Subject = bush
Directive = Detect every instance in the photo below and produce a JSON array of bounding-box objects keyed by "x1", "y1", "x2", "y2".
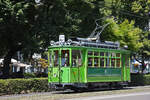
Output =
[
  {"x1": 144, "y1": 74, "x2": 150, "y2": 85},
  {"x1": 24, "y1": 73, "x2": 36, "y2": 78},
  {"x1": 0, "y1": 78, "x2": 50, "y2": 95},
  {"x1": 35, "y1": 72, "x2": 48, "y2": 77},
  {"x1": 130, "y1": 73, "x2": 150, "y2": 86}
]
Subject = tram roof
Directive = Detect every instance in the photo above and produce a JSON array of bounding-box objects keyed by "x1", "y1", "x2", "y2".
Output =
[{"x1": 48, "y1": 45, "x2": 130, "y2": 54}]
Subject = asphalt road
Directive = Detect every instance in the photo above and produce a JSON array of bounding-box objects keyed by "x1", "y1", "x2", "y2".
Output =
[
  {"x1": 1, "y1": 86, "x2": 150, "y2": 100},
  {"x1": 65, "y1": 92, "x2": 150, "y2": 100}
]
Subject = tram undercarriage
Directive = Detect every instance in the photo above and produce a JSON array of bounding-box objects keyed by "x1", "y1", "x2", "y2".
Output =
[{"x1": 49, "y1": 82, "x2": 128, "y2": 91}]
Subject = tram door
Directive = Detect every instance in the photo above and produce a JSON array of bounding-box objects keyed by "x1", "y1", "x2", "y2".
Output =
[
  {"x1": 125, "y1": 55, "x2": 130, "y2": 81},
  {"x1": 71, "y1": 50, "x2": 82, "y2": 83},
  {"x1": 60, "y1": 49, "x2": 70, "y2": 83},
  {"x1": 122, "y1": 54, "x2": 130, "y2": 81},
  {"x1": 51, "y1": 49, "x2": 70, "y2": 83},
  {"x1": 51, "y1": 49, "x2": 60, "y2": 83}
]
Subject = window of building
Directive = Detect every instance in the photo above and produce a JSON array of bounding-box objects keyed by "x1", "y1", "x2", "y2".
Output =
[
  {"x1": 72, "y1": 50, "x2": 82, "y2": 67},
  {"x1": 54, "y1": 50, "x2": 59, "y2": 67},
  {"x1": 61, "y1": 50, "x2": 70, "y2": 67}
]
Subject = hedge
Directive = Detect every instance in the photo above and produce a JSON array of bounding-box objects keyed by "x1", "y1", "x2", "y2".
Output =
[
  {"x1": 130, "y1": 73, "x2": 150, "y2": 86},
  {"x1": 0, "y1": 78, "x2": 50, "y2": 95},
  {"x1": 1, "y1": 74, "x2": 150, "y2": 95}
]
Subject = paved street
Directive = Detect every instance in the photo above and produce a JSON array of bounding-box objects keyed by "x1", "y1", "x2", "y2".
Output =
[
  {"x1": 0, "y1": 86, "x2": 150, "y2": 100},
  {"x1": 65, "y1": 92, "x2": 150, "y2": 100}
]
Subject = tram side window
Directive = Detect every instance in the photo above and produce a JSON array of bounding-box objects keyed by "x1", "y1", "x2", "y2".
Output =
[
  {"x1": 106, "y1": 58, "x2": 110, "y2": 68},
  {"x1": 88, "y1": 57, "x2": 93, "y2": 67},
  {"x1": 49, "y1": 51, "x2": 52, "y2": 67},
  {"x1": 116, "y1": 59, "x2": 121, "y2": 67},
  {"x1": 100, "y1": 52, "x2": 104, "y2": 56},
  {"x1": 54, "y1": 50, "x2": 59, "y2": 67},
  {"x1": 94, "y1": 57, "x2": 99, "y2": 67},
  {"x1": 61, "y1": 50, "x2": 70, "y2": 67},
  {"x1": 116, "y1": 53, "x2": 120, "y2": 57},
  {"x1": 111, "y1": 53, "x2": 116, "y2": 57},
  {"x1": 94, "y1": 52, "x2": 99, "y2": 56},
  {"x1": 111, "y1": 58, "x2": 115, "y2": 68},
  {"x1": 88, "y1": 51, "x2": 93, "y2": 55},
  {"x1": 72, "y1": 50, "x2": 82, "y2": 67},
  {"x1": 100, "y1": 52, "x2": 105, "y2": 67},
  {"x1": 106, "y1": 52, "x2": 111, "y2": 68},
  {"x1": 100, "y1": 58, "x2": 104, "y2": 67}
]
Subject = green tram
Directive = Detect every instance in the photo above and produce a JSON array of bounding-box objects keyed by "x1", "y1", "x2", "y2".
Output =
[{"x1": 48, "y1": 35, "x2": 130, "y2": 91}]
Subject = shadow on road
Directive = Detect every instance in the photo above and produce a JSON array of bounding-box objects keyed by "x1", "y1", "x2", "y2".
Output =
[{"x1": 53, "y1": 87, "x2": 133, "y2": 94}]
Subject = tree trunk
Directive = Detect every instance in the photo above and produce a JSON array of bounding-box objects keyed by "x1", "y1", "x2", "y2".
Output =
[
  {"x1": 141, "y1": 54, "x2": 146, "y2": 73},
  {"x1": 3, "y1": 50, "x2": 14, "y2": 78},
  {"x1": 3, "y1": 45, "x2": 23, "y2": 78},
  {"x1": 141, "y1": 59, "x2": 145, "y2": 73},
  {"x1": 3, "y1": 55, "x2": 11, "y2": 78}
]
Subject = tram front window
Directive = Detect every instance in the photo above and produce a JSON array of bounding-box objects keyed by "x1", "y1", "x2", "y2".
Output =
[{"x1": 61, "y1": 50, "x2": 70, "y2": 67}]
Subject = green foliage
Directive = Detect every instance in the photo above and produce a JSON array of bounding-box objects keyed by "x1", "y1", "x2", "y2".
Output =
[
  {"x1": 23, "y1": 73, "x2": 36, "y2": 78},
  {"x1": 102, "y1": 18, "x2": 142, "y2": 52},
  {"x1": 130, "y1": 74, "x2": 150, "y2": 86},
  {"x1": 118, "y1": 20, "x2": 142, "y2": 51},
  {"x1": 0, "y1": 78, "x2": 49, "y2": 95}
]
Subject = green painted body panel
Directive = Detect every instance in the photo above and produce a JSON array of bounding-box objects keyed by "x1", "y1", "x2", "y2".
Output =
[
  {"x1": 87, "y1": 68, "x2": 121, "y2": 77},
  {"x1": 87, "y1": 68, "x2": 122, "y2": 82},
  {"x1": 61, "y1": 68, "x2": 70, "y2": 82},
  {"x1": 126, "y1": 68, "x2": 130, "y2": 81},
  {"x1": 70, "y1": 68, "x2": 79, "y2": 83},
  {"x1": 87, "y1": 76, "x2": 122, "y2": 82},
  {"x1": 48, "y1": 67, "x2": 70, "y2": 83},
  {"x1": 51, "y1": 68, "x2": 59, "y2": 82},
  {"x1": 48, "y1": 67, "x2": 52, "y2": 83}
]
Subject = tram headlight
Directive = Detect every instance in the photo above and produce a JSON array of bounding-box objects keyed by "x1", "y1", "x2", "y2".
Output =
[
  {"x1": 67, "y1": 39, "x2": 72, "y2": 45},
  {"x1": 50, "y1": 41, "x2": 55, "y2": 46}
]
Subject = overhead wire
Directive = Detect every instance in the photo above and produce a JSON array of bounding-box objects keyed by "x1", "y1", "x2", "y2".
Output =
[{"x1": 99, "y1": 1, "x2": 150, "y2": 19}]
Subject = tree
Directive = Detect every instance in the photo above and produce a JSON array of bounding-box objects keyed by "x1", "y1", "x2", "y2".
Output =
[
  {"x1": 0, "y1": 0, "x2": 105, "y2": 78},
  {"x1": 101, "y1": 18, "x2": 142, "y2": 51},
  {"x1": 35, "y1": 0, "x2": 106, "y2": 48},
  {"x1": 0, "y1": 0, "x2": 38, "y2": 78},
  {"x1": 104, "y1": 0, "x2": 150, "y2": 73}
]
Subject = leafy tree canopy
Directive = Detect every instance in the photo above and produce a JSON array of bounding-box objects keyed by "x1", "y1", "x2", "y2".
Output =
[{"x1": 101, "y1": 18, "x2": 142, "y2": 52}]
